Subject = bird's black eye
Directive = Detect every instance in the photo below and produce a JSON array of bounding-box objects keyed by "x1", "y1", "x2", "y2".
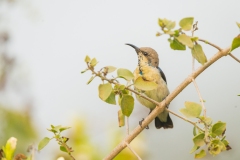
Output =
[{"x1": 143, "y1": 52, "x2": 148, "y2": 56}]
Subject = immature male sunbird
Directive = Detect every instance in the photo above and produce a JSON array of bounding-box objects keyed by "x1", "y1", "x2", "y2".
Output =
[{"x1": 126, "y1": 43, "x2": 173, "y2": 129}]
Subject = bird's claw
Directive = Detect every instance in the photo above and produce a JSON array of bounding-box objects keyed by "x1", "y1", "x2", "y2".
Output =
[{"x1": 139, "y1": 118, "x2": 149, "y2": 129}]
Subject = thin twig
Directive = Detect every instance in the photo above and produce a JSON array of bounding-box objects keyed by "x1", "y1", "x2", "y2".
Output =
[
  {"x1": 229, "y1": 53, "x2": 240, "y2": 63},
  {"x1": 126, "y1": 117, "x2": 129, "y2": 135},
  {"x1": 166, "y1": 108, "x2": 203, "y2": 131},
  {"x1": 191, "y1": 78, "x2": 206, "y2": 117},
  {"x1": 198, "y1": 39, "x2": 222, "y2": 51},
  {"x1": 125, "y1": 142, "x2": 142, "y2": 160},
  {"x1": 103, "y1": 47, "x2": 231, "y2": 160}
]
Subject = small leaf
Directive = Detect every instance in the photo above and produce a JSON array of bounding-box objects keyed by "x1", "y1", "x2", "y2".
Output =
[
  {"x1": 156, "y1": 32, "x2": 162, "y2": 37},
  {"x1": 60, "y1": 146, "x2": 68, "y2": 153},
  {"x1": 120, "y1": 95, "x2": 134, "y2": 117},
  {"x1": 175, "y1": 34, "x2": 194, "y2": 48},
  {"x1": 208, "y1": 139, "x2": 226, "y2": 155},
  {"x1": 190, "y1": 145, "x2": 199, "y2": 154},
  {"x1": 191, "y1": 37, "x2": 199, "y2": 42},
  {"x1": 236, "y1": 22, "x2": 240, "y2": 28},
  {"x1": 90, "y1": 58, "x2": 98, "y2": 67},
  {"x1": 117, "y1": 68, "x2": 134, "y2": 81},
  {"x1": 170, "y1": 38, "x2": 186, "y2": 50},
  {"x1": 59, "y1": 126, "x2": 71, "y2": 132},
  {"x1": 104, "y1": 66, "x2": 117, "y2": 73},
  {"x1": 230, "y1": 34, "x2": 240, "y2": 52},
  {"x1": 211, "y1": 121, "x2": 226, "y2": 136},
  {"x1": 38, "y1": 137, "x2": 50, "y2": 151},
  {"x1": 202, "y1": 117, "x2": 212, "y2": 125},
  {"x1": 158, "y1": 18, "x2": 165, "y2": 28},
  {"x1": 81, "y1": 69, "x2": 88, "y2": 74},
  {"x1": 193, "y1": 126, "x2": 197, "y2": 136},
  {"x1": 118, "y1": 110, "x2": 125, "y2": 127},
  {"x1": 105, "y1": 92, "x2": 116, "y2": 105},
  {"x1": 193, "y1": 133, "x2": 205, "y2": 147},
  {"x1": 98, "y1": 83, "x2": 112, "y2": 101},
  {"x1": 134, "y1": 77, "x2": 158, "y2": 91},
  {"x1": 195, "y1": 149, "x2": 206, "y2": 159},
  {"x1": 84, "y1": 55, "x2": 91, "y2": 63},
  {"x1": 165, "y1": 21, "x2": 176, "y2": 30},
  {"x1": 191, "y1": 44, "x2": 207, "y2": 65},
  {"x1": 180, "y1": 101, "x2": 202, "y2": 118},
  {"x1": 179, "y1": 17, "x2": 194, "y2": 31},
  {"x1": 87, "y1": 76, "x2": 95, "y2": 84}
]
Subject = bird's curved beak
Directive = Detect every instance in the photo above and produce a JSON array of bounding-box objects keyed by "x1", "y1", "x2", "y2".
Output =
[{"x1": 125, "y1": 43, "x2": 140, "y2": 53}]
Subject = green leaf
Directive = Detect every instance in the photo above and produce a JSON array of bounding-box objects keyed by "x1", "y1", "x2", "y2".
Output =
[
  {"x1": 193, "y1": 126, "x2": 197, "y2": 136},
  {"x1": 90, "y1": 58, "x2": 98, "y2": 67},
  {"x1": 134, "y1": 77, "x2": 158, "y2": 91},
  {"x1": 175, "y1": 34, "x2": 194, "y2": 48},
  {"x1": 81, "y1": 68, "x2": 88, "y2": 74},
  {"x1": 193, "y1": 133, "x2": 205, "y2": 147},
  {"x1": 191, "y1": 44, "x2": 207, "y2": 65},
  {"x1": 60, "y1": 146, "x2": 68, "y2": 153},
  {"x1": 118, "y1": 110, "x2": 125, "y2": 127},
  {"x1": 195, "y1": 149, "x2": 206, "y2": 159},
  {"x1": 236, "y1": 22, "x2": 240, "y2": 28},
  {"x1": 208, "y1": 139, "x2": 226, "y2": 155},
  {"x1": 222, "y1": 139, "x2": 229, "y2": 146},
  {"x1": 120, "y1": 95, "x2": 134, "y2": 117},
  {"x1": 165, "y1": 21, "x2": 176, "y2": 30},
  {"x1": 3, "y1": 137, "x2": 17, "y2": 160},
  {"x1": 104, "y1": 66, "x2": 117, "y2": 73},
  {"x1": 59, "y1": 126, "x2": 71, "y2": 132},
  {"x1": 84, "y1": 55, "x2": 91, "y2": 63},
  {"x1": 98, "y1": 83, "x2": 112, "y2": 101},
  {"x1": 230, "y1": 34, "x2": 240, "y2": 52},
  {"x1": 211, "y1": 121, "x2": 226, "y2": 136},
  {"x1": 199, "y1": 116, "x2": 212, "y2": 125},
  {"x1": 117, "y1": 68, "x2": 134, "y2": 81},
  {"x1": 190, "y1": 145, "x2": 199, "y2": 154},
  {"x1": 38, "y1": 137, "x2": 50, "y2": 151},
  {"x1": 180, "y1": 101, "x2": 202, "y2": 118},
  {"x1": 170, "y1": 38, "x2": 186, "y2": 50},
  {"x1": 179, "y1": 17, "x2": 194, "y2": 31},
  {"x1": 191, "y1": 37, "x2": 199, "y2": 42},
  {"x1": 87, "y1": 76, "x2": 95, "y2": 84},
  {"x1": 158, "y1": 18, "x2": 165, "y2": 28},
  {"x1": 105, "y1": 92, "x2": 116, "y2": 105}
]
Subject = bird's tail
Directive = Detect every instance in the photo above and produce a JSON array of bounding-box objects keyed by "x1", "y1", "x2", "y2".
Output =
[{"x1": 155, "y1": 114, "x2": 173, "y2": 129}]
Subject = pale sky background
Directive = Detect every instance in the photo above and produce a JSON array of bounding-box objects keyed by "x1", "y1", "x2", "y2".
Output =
[{"x1": 1, "y1": 0, "x2": 240, "y2": 159}]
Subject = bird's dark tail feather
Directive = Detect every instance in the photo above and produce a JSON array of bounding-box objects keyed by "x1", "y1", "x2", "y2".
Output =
[{"x1": 155, "y1": 114, "x2": 173, "y2": 129}]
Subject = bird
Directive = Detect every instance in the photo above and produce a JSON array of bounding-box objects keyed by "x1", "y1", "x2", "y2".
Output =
[{"x1": 126, "y1": 43, "x2": 173, "y2": 129}]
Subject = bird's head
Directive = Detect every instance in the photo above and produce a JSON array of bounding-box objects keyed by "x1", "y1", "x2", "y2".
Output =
[{"x1": 126, "y1": 43, "x2": 159, "y2": 67}]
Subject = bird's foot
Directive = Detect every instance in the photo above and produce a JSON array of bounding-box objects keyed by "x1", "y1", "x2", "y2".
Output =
[{"x1": 139, "y1": 118, "x2": 149, "y2": 129}]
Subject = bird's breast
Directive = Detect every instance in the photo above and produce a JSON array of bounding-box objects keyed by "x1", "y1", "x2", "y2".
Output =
[{"x1": 133, "y1": 65, "x2": 169, "y2": 109}]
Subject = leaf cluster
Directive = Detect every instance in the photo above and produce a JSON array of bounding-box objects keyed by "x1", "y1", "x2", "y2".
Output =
[
  {"x1": 179, "y1": 101, "x2": 231, "y2": 158},
  {"x1": 157, "y1": 18, "x2": 240, "y2": 64},
  {"x1": 156, "y1": 17, "x2": 207, "y2": 65},
  {"x1": 38, "y1": 125, "x2": 74, "y2": 160}
]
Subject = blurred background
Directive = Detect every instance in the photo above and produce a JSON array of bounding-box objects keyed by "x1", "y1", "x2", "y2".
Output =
[{"x1": 0, "y1": 0, "x2": 239, "y2": 159}]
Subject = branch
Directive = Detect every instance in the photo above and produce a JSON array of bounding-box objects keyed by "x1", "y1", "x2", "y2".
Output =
[
  {"x1": 191, "y1": 78, "x2": 206, "y2": 117},
  {"x1": 103, "y1": 46, "x2": 231, "y2": 160},
  {"x1": 125, "y1": 142, "x2": 142, "y2": 160},
  {"x1": 198, "y1": 38, "x2": 240, "y2": 63},
  {"x1": 229, "y1": 53, "x2": 240, "y2": 63},
  {"x1": 198, "y1": 39, "x2": 222, "y2": 51}
]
